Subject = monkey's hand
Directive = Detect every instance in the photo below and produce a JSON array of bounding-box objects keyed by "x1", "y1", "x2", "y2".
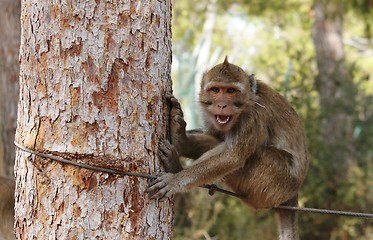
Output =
[
  {"x1": 166, "y1": 93, "x2": 187, "y2": 152},
  {"x1": 159, "y1": 140, "x2": 183, "y2": 173},
  {"x1": 147, "y1": 172, "x2": 185, "y2": 200}
]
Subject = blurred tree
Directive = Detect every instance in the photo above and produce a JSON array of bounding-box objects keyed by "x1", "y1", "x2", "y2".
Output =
[
  {"x1": 312, "y1": 1, "x2": 356, "y2": 173},
  {"x1": 0, "y1": 0, "x2": 20, "y2": 178},
  {"x1": 0, "y1": 176, "x2": 15, "y2": 240},
  {"x1": 308, "y1": 1, "x2": 357, "y2": 239}
]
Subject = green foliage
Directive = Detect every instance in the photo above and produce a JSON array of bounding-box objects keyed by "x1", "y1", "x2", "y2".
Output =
[
  {"x1": 171, "y1": 0, "x2": 373, "y2": 239},
  {"x1": 172, "y1": 0, "x2": 210, "y2": 50},
  {"x1": 173, "y1": 189, "x2": 277, "y2": 240}
]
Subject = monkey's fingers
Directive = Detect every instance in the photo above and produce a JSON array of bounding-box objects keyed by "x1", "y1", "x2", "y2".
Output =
[
  {"x1": 150, "y1": 187, "x2": 171, "y2": 200},
  {"x1": 159, "y1": 140, "x2": 172, "y2": 151},
  {"x1": 158, "y1": 148, "x2": 167, "y2": 161},
  {"x1": 165, "y1": 92, "x2": 174, "y2": 99},
  {"x1": 147, "y1": 172, "x2": 173, "y2": 189},
  {"x1": 158, "y1": 141, "x2": 174, "y2": 161},
  {"x1": 162, "y1": 139, "x2": 172, "y2": 147},
  {"x1": 148, "y1": 176, "x2": 165, "y2": 188},
  {"x1": 158, "y1": 149, "x2": 173, "y2": 171},
  {"x1": 160, "y1": 140, "x2": 179, "y2": 156},
  {"x1": 147, "y1": 180, "x2": 171, "y2": 199},
  {"x1": 158, "y1": 146, "x2": 171, "y2": 164},
  {"x1": 173, "y1": 115, "x2": 186, "y2": 129},
  {"x1": 158, "y1": 141, "x2": 183, "y2": 173},
  {"x1": 166, "y1": 93, "x2": 182, "y2": 110},
  {"x1": 147, "y1": 187, "x2": 166, "y2": 200},
  {"x1": 165, "y1": 93, "x2": 176, "y2": 102}
]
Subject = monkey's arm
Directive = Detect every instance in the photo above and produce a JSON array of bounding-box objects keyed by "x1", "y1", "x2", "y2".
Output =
[
  {"x1": 158, "y1": 132, "x2": 220, "y2": 174},
  {"x1": 149, "y1": 115, "x2": 267, "y2": 199},
  {"x1": 167, "y1": 94, "x2": 221, "y2": 159},
  {"x1": 148, "y1": 143, "x2": 245, "y2": 199},
  {"x1": 158, "y1": 95, "x2": 219, "y2": 175},
  {"x1": 181, "y1": 130, "x2": 221, "y2": 159}
]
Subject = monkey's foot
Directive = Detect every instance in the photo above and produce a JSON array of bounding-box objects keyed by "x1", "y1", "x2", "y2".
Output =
[
  {"x1": 158, "y1": 140, "x2": 182, "y2": 173},
  {"x1": 166, "y1": 93, "x2": 187, "y2": 149}
]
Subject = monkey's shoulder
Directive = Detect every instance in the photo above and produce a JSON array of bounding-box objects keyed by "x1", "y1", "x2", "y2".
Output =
[
  {"x1": 256, "y1": 81, "x2": 300, "y2": 117},
  {"x1": 256, "y1": 81, "x2": 286, "y2": 102}
]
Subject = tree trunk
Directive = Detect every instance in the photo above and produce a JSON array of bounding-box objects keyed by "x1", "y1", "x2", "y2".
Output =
[
  {"x1": 15, "y1": 0, "x2": 173, "y2": 239},
  {"x1": 310, "y1": 1, "x2": 357, "y2": 239},
  {"x1": 0, "y1": 0, "x2": 21, "y2": 178},
  {"x1": 311, "y1": 1, "x2": 356, "y2": 172}
]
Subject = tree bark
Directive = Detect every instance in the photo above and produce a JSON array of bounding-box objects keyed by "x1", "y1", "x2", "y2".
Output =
[
  {"x1": 0, "y1": 0, "x2": 21, "y2": 178},
  {"x1": 15, "y1": 0, "x2": 173, "y2": 239},
  {"x1": 311, "y1": 1, "x2": 356, "y2": 171}
]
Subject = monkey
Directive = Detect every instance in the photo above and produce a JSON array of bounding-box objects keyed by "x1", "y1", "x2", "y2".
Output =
[
  {"x1": 147, "y1": 57, "x2": 308, "y2": 240},
  {"x1": 0, "y1": 176, "x2": 15, "y2": 240}
]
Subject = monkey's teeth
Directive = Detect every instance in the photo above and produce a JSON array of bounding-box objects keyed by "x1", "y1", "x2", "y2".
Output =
[{"x1": 216, "y1": 115, "x2": 230, "y2": 124}]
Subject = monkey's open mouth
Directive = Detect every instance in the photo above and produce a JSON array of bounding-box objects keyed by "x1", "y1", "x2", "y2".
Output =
[{"x1": 216, "y1": 115, "x2": 231, "y2": 125}]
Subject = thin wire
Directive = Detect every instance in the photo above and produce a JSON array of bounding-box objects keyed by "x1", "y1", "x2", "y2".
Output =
[
  {"x1": 275, "y1": 205, "x2": 373, "y2": 220},
  {"x1": 13, "y1": 141, "x2": 238, "y2": 197},
  {"x1": 14, "y1": 141, "x2": 373, "y2": 220},
  {"x1": 14, "y1": 141, "x2": 156, "y2": 179}
]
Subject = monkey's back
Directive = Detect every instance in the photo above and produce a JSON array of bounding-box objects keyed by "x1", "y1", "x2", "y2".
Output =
[{"x1": 257, "y1": 81, "x2": 308, "y2": 162}]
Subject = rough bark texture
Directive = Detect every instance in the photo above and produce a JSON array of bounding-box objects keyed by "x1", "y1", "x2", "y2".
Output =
[
  {"x1": 15, "y1": 0, "x2": 173, "y2": 239},
  {"x1": 0, "y1": 0, "x2": 21, "y2": 178}
]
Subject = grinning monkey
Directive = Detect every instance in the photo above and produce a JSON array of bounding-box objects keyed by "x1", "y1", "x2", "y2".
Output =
[{"x1": 148, "y1": 58, "x2": 308, "y2": 240}]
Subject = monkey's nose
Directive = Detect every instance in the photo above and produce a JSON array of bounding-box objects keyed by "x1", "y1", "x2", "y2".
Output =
[{"x1": 218, "y1": 104, "x2": 227, "y2": 109}]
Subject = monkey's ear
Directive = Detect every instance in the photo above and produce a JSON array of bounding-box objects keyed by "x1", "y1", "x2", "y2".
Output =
[{"x1": 249, "y1": 74, "x2": 257, "y2": 94}]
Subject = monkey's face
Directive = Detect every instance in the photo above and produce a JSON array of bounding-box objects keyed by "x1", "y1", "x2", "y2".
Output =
[
  {"x1": 200, "y1": 81, "x2": 245, "y2": 132},
  {"x1": 199, "y1": 58, "x2": 256, "y2": 132}
]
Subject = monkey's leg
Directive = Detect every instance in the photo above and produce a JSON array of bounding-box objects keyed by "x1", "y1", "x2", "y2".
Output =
[
  {"x1": 158, "y1": 134, "x2": 221, "y2": 174},
  {"x1": 166, "y1": 94, "x2": 221, "y2": 159},
  {"x1": 166, "y1": 93, "x2": 187, "y2": 153},
  {"x1": 276, "y1": 195, "x2": 299, "y2": 240},
  {"x1": 232, "y1": 147, "x2": 302, "y2": 239},
  {"x1": 227, "y1": 146, "x2": 302, "y2": 208},
  {"x1": 158, "y1": 140, "x2": 183, "y2": 173}
]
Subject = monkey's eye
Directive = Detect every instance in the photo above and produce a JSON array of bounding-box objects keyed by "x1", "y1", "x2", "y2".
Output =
[
  {"x1": 200, "y1": 100, "x2": 212, "y2": 105},
  {"x1": 210, "y1": 87, "x2": 220, "y2": 93},
  {"x1": 227, "y1": 88, "x2": 237, "y2": 94}
]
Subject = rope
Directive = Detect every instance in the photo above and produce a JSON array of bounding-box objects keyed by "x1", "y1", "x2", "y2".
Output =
[{"x1": 14, "y1": 141, "x2": 373, "y2": 220}]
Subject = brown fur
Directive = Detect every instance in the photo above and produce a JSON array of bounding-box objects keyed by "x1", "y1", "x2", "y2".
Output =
[
  {"x1": 148, "y1": 58, "x2": 308, "y2": 240},
  {"x1": 0, "y1": 176, "x2": 15, "y2": 240}
]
